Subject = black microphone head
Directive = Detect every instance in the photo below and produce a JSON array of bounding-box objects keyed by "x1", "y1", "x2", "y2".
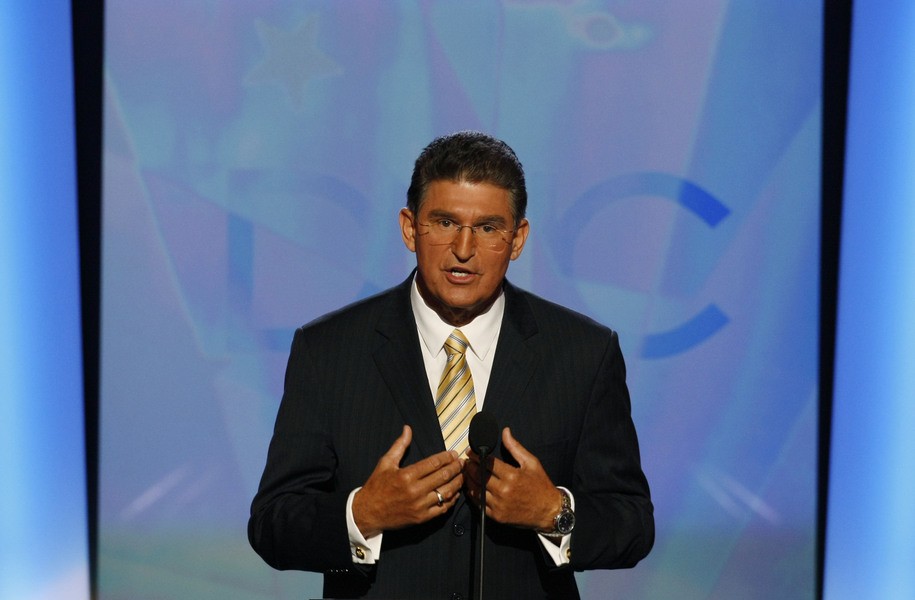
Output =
[{"x1": 469, "y1": 411, "x2": 500, "y2": 456}]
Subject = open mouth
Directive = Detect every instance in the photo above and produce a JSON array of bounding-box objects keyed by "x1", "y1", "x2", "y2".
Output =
[{"x1": 447, "y1": 268, "x2": 474, "y2": 280}]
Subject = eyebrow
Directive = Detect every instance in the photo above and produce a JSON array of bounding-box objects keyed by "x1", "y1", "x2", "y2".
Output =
[{"x1": 425, "y1": 209, "x2": 509, "y2": 227}]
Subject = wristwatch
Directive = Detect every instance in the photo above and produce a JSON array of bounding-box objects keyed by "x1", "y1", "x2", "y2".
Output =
[{"x1": 540, "y1": 488, "x2": 575, "y2": 537}]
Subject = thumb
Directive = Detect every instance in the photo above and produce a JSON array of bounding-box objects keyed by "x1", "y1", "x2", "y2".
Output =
[
  {"x1": 502, "y1": 427, "x2": 533, "y2": 465},
  {"x1": 381, "y1": 425, "x2": 412, "y2": 466}
]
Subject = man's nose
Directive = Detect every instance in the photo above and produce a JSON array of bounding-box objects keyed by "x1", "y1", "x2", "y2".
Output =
[{"x1": 451, "y1": 226, "x2": 476, "y2": 259}]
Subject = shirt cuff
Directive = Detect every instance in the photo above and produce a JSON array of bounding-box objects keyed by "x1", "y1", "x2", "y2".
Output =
[
  {"x1": 537, "y1": 487, "x2": 574, "y2": 566},
  {"x1": 346, "y1": 487, "x2": 383, "y2": 564}
]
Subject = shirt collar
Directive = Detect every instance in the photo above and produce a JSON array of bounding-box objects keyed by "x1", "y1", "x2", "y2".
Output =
[{"x1": 411, "y1": 276, "x2": 505, "y2": 361}]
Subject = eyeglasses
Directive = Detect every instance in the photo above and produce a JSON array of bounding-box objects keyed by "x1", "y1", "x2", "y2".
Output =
[{"x1": 416, "y1": 218, "x2": 515, "y2": 249}]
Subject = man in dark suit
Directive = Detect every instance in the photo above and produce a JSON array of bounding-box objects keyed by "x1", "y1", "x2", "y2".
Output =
[{"x1": 248, "y1": 131, "x2": 654, "y2": 599}]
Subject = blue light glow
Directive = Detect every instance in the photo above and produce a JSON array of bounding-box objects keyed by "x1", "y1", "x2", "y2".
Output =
[
  {"x1": 825, "y1": 0, "x2": 915, "y2": 597},
  {"x1": 0, "y1": 3, "x2": 90, "y2": 599}
]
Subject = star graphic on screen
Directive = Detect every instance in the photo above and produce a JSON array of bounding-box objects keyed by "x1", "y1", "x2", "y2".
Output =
[{"x1": 246, "y1": 16, "x2": 342, "y2": 110}]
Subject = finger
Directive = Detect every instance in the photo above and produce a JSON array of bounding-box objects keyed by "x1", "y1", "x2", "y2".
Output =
[
  {"x1": 437, "y1": 487, "x2": 461, "y2": 514},
  {"x1": 463, "y1": 458, "x2": 481, "y2": 485},
  {"x1": 437, "y1": 470, "x2": 465, "y2": 502},
  {"x1": 463, "y1": 477, "x2": 481, "y2": 509},
  {"x1": 411, "y1": 450, "x2": 462, "y2": 485},
  {"x1": 482, "y1": 455, "x2": 512, "y2": 481},
  {"x1": 429, "y1": 471, "x2": 464, "y2": 515},
  {"x1": 430, "y1": 487, "x2": 447, "y2": 509},
  {"x1": 436, "y1": 458, "x2": 465, "y2": 487},
  {"x1": 464, "y1": 475, "x2": 480, "y2": 498}
]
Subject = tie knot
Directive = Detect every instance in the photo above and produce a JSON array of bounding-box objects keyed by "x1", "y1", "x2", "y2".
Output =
[{"x1": 444, "y1": 329, "x2": 469, "y2": 357}]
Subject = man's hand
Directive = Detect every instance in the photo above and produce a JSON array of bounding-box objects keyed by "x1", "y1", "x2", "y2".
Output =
[
  {"x1": 352, "y1": 425, "x2": 464, "y2": 538},
  {"x1": 464, "y1": 427, "x2": 563, "y2": 531}
]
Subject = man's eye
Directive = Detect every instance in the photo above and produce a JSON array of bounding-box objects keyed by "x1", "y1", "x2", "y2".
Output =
[
  {"x1": 479, "y1": 224, "x2": 497, "y2": 234},
  {"x1": 437, "y1": 219, "x2": 454, "y2": 229}
]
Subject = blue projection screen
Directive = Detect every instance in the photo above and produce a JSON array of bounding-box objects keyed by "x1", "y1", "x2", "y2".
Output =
[{"x1": 100, "y1": 2, "x2": 821, "y2": 598}]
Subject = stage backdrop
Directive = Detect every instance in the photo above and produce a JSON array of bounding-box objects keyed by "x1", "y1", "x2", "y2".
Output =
[{"x1": 100, "y1": 2, "x2": 821, "y2": 598}]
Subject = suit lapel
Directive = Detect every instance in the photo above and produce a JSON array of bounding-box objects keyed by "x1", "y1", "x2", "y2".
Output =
[
  {"x1": 370, "y1": 278, "x2": 542, "y2": 459},
  {"x1": 483, "y1": 281, "x2": 541, "y2": 429},
  {"x1": 372, "y1": 275, "x2": 445, "y2": 460}
]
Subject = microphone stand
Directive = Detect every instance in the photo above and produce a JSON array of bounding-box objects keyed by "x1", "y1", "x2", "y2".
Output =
[
  {"x1": 478, "y1": 448, "x2": 491, "y2": 600},
  {"x1": 468, "y1": 412, "x2": 498, "y2": 600}
]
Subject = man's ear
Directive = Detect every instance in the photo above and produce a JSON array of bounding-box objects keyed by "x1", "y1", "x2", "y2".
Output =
[
  {"x1": 509, "y1": 218, "x2": 530, "y2": 261},
  {"x1": 400, "y1": 208, "x2": 417, "y2": 252}
]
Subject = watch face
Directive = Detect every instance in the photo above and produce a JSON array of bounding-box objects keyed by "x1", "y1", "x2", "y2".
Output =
[{"x1": 556, "y1": 511, "x2": 575, "y2": 534}]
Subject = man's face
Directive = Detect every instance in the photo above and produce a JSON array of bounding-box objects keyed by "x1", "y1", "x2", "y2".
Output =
[{"x1": 400, "y1": 180, "x2": 529, "y2": 326}]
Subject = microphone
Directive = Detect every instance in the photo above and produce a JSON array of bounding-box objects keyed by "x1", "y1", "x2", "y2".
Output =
[
  {"x1": 468, "y1": 411, "x2": 499, "y2": 600},
  {"x1": 469, "y1": 411, "x2": 499, "y2": 459}
]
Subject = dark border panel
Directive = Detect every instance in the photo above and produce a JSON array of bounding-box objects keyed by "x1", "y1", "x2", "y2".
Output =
[
  {"x1": 818, "y1": 1, "x2": 853, "y2": 598},
  {"x1": 72, "y1": 1, "x2": 104, "y2": 597}
]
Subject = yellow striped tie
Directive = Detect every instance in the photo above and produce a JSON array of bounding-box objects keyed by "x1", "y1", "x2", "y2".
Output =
[{"x1": 436, "y1": 329, "x2": 477, "y2": 457}]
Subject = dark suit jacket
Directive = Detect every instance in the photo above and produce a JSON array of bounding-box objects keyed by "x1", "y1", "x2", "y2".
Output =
[{"x1": 248, "y1": 275, "x2": 653, "y2": 599}]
